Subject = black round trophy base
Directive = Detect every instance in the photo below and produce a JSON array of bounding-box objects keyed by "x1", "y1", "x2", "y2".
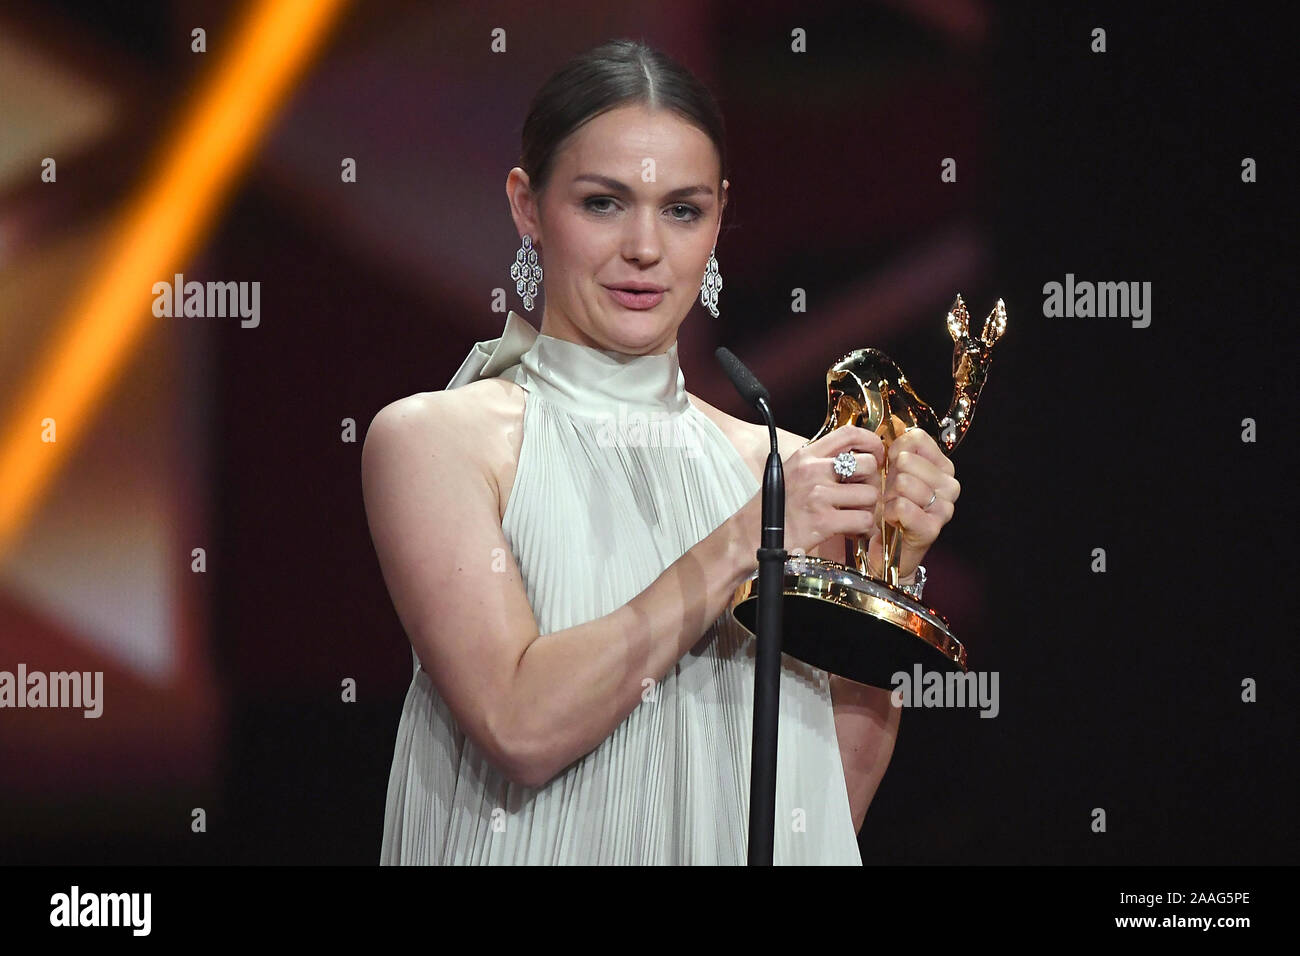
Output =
[{"x1": 730, "y1": 557, "x2": 967, "y2": 690}]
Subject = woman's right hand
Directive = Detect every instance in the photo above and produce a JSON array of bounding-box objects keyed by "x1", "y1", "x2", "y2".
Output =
[{"x1": 776, "y1": 425, "x2": 885, "y2": 559}]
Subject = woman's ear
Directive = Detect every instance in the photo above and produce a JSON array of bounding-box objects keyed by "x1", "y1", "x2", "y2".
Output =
[
  {"x1": 714, "y1": 179, "x2": 729, "y2": 245},
  {"x1": 505, "y1": 168, "x2": 542, "y2": 243}
]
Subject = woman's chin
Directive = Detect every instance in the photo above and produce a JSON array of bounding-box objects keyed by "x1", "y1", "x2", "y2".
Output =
[
  {"x1": 609, "y1": 330, "x2": 672, "y2": 355},
  {"x1": 599, "y1": 315, "x2": 674, "y2": 354}
]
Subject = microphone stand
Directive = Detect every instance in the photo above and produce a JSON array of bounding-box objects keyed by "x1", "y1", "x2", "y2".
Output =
[
  {"x1": 715, "y1": 347, "x2": 786, "y2": 866},
  {"x1": 747, "y1": 396, "x2": 786, "y2": 865}
]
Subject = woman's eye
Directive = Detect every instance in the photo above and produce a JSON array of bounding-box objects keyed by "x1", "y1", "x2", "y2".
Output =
[{"x1": 584, "y1": 197, "x2": 701, "y2": 222}]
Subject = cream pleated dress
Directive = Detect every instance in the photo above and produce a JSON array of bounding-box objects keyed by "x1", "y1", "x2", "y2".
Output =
[{"x1": 379, "y1": 311, "x2": 861, "y2": 865}]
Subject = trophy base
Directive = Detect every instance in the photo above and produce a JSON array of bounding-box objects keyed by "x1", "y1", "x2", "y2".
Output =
[{"x1": 730, "y1": 556, "x2": 967, "y2": 689}]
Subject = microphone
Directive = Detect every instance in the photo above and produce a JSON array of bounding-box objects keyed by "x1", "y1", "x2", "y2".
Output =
[
  {"x1": 715, "y1": 348, "x2": 781, "y2": 546},
  {"x1": 714, "y1": 346, "x2": 784, "y2": 866},
  {"x1": 715, "y1": 346, "x2": 769, "y2": 405}
]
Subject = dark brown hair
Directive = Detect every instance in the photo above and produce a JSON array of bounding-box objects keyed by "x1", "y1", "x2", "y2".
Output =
[{"x1": 519, "y1": 38, "x2": 728, "y2": 201}]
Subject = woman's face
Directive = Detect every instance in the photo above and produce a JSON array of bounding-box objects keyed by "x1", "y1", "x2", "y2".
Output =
[{"x1": 507, "y1": 104, "x2": 728, "y2": 355}]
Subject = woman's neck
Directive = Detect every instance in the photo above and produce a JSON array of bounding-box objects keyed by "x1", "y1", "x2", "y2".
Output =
[{"x1": 538, "y1": 305, "x2": 676, "y2": 357}]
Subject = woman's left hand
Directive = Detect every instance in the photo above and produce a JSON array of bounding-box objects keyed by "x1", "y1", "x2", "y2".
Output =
[{"x1": 864, "y1": 426, "x2": 960, "y2": 582}]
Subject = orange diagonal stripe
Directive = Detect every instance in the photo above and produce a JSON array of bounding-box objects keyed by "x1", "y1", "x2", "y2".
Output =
[{"x1": 0, "y1": 0, "x2": 348, "y2": 559}]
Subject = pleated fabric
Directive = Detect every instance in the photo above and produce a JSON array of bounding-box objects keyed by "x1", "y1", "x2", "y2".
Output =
[{"x1": 379, "y1": 311, "x2": 861, "y2": 865}]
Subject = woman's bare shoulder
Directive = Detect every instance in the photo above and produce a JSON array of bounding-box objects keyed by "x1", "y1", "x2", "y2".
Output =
[
  {"x1": 687, "y1": 390, "x2": 811, "y2": 471},
  {"x1": 364, "y1": 378, "x2": 528, "y2": 517},
  {"x1": 368, "y1": 378, "x2": 526, "y2": 443}
]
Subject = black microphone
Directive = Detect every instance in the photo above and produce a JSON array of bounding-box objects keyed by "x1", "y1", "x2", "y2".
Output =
[
  {"x1": 715, "y1": 346, "x2": 784, "y2": 866},
  {"x1": 715, "y1": 346, "x2": 769, "y2": 405},
  {"x1": 715, "y1": 347, "x2": 781, "y2": 548}
]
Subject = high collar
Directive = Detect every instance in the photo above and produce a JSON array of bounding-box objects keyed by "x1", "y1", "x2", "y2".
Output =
[{"x1": 447, "y1": 311, "x2": 690, "y2": 417}]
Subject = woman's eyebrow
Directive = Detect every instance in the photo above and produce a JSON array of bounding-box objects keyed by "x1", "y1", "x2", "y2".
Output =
[{"x1": 573, "y1": 173, "x2": 713, "y2": 199}]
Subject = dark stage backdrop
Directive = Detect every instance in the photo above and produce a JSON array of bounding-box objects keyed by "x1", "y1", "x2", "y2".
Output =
[{"x1": 0, "y1": 0, "x2": 1290, "y2": 867}]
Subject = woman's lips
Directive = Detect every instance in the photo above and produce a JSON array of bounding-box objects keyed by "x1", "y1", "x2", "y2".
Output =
[{"x1": 604, "y1": 286, "x2": 665, "y2": 310}]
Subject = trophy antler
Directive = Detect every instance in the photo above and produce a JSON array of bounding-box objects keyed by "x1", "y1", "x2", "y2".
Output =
[{"x1": 938, "y1": 294, "x2": 1006, "y2": 451}]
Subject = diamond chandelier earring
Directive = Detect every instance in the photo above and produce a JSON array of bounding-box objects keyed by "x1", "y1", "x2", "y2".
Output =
[
  {"x1": 700, "y1": 245, "x2": 722, "y2": 317},
  {"x1": 510, "y1": 234, "x2": 543, "y2": 311}
]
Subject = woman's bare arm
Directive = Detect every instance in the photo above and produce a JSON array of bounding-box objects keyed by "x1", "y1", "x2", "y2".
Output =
[
  {"x1": 775, "y1": 426, "x2": 904, "y2": 833},
  {"x1": 828, "y1": 674, "x2": 902, "y2": 831},
  {"x1": 362, "y1": 390, "x2": 762, "y2": 788}
]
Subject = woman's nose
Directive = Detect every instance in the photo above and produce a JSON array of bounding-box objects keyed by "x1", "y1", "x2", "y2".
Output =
[{"x1": 621, "y1": 209, "x2": 663, "y2": 264}]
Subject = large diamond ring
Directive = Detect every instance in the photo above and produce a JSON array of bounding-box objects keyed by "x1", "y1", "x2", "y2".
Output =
[{"x1": 833, "y1": 451, "x2": 858, "y2": 481}]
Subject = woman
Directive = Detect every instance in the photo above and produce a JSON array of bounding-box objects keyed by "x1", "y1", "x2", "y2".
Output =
[{"x1": 363, "y1": 39, "x2": 960, "y2": 864}]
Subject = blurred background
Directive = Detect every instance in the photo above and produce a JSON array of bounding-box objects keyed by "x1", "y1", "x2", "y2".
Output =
[{"x1": 0, "y1": 0, "x2": 1292, "y2": 864}]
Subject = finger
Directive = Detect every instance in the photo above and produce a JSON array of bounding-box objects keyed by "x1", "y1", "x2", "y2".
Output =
[
  {"x1": 883, "y1": 489, "x2": 952, "y2": 537},
  {"x1": 888, "y1": 451, "x2": 960, "y2": 503},
  {"x1": 891, "y1": 470, "x2": 957, "y2": 521},
  {"x1": 812, "y1": 453, "x2": 875, "y2": 484},
  {"x1": 881, "y1": 495, "x2": 933, "y2": 544},
  {"x1": 891, "y1": 428, "x2": 955, "y2": 477},
  {"x1": 811, "y1": 426, "x2": 885, "y2": 470},
  {"x1": 831, "y1": 500, "x2": 879, "y2": 539},
  {"x1": 884, "y1": 470, "x2": 943, "y2": 513},
  {"x1": 820, "y1": 480, "x2": 879, "y2": 509}
]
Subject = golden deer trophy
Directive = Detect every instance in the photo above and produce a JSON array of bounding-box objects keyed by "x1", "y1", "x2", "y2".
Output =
[{"x1": 731, "y1": 295, "x2": 1007, "y2": 688}]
